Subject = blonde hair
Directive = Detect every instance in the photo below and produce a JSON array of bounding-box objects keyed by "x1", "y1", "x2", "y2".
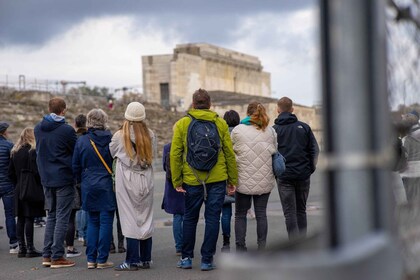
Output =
[
  {"x1": 121, "y1": 120, "x2": 153, "y2": 165},
  {"x1": 11, "y1": 127, "x2": 35, "y2": 155},
  {"x1": 247, "y1": 102, "x2": 269, "y2": 130}
]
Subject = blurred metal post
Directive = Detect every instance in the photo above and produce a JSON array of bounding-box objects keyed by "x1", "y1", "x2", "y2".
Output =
[{"x1": 222, "y1": 0, "x2": 402, "y2": 279}]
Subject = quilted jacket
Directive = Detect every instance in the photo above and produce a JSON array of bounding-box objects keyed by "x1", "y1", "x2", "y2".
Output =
[{"x1": 231, "y1": 124, "x2": 278, "y2": 195}]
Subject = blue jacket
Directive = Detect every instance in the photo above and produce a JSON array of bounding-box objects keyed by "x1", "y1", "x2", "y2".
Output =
[
  {"x1": 273, "y1": 112, "x2": 319, "y2": 180},
  {"x1": 34, "y1": 115, "x2": 77, "y2": 187},
  {"x1": 72, "y1": 129, "x2": 116, "y2": 212},
  {"x1": 0, "y1": 135, "x2": 14, "y2": 191},
  {"x1": 161, "y1": 143, "x2": 184, "y2": 215}
]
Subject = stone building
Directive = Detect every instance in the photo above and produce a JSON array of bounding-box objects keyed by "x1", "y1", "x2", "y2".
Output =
[{"x1": 142, "y1": 43, "x2": 271, "y2": 111}]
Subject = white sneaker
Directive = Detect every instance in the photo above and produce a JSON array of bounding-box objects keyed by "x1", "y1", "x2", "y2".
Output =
[
  {"x1": 9, "y1": 245, "x2": 19, "y2": 254},
  {"x1": 77, "y1": 237, "x2": 84, "y2": 242}
]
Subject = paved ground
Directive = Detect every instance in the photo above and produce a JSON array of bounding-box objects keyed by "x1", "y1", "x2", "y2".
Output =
[{"x1": 0, "y1": 171, "x2": 323, "y2": 280}]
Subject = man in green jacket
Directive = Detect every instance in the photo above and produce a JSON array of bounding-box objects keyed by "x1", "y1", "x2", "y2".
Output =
[{"x1": 171, "y1": 88, "x2": 237, "y2": 271}]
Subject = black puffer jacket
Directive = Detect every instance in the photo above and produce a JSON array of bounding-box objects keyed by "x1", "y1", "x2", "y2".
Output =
[{"x1": 273, "y1": 112, "x2": 319, "y2": 180}]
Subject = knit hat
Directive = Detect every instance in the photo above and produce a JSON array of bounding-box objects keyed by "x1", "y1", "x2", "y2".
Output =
[
  {"x1": 409, "y1": 110, "x2": 419, "y2": 120},
  {"x1": 124, "y1": 102, "x2": 146, "y2": 122},
  {"x1": 0, "y1": 122, "x2": 9, "y2": 133}
]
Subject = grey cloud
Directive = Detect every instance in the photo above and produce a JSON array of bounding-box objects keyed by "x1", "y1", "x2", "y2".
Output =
[{"x1": 0, "y1": 0, "x2": 314, "y2": 46}]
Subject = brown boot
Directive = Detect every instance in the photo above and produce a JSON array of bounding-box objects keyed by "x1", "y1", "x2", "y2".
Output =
[{"x1": 50, "y1": 257, "x2": 75, "y2": 268}]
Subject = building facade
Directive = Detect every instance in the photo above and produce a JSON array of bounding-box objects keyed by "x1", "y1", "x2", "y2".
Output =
[{"x1": 142, "y1": 43, "x2": 271, "y2": 110}]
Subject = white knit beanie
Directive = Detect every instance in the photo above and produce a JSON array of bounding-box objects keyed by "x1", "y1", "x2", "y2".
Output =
[{"x1": 124, "y1": 102, "x2": 146, "y2": 122}]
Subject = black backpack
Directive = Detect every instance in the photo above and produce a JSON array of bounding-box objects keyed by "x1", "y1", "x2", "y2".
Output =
[{"x1": 186, "y1": 114, "x2": 221, "y2": 171}]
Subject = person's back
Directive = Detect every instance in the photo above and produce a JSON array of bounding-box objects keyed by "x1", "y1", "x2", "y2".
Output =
[
  {"x1": 272, "y1": 97, "x2": 319, "y2": 240},
  {"x1": 170, "y1": 88, "x2": 237, "y2": 271},
  {"x1": 34, "y1": 97, "x2": 77, "y2": 269},
  {"x1": 0, "y1": 122, "x2": 18, "y2": 253}
]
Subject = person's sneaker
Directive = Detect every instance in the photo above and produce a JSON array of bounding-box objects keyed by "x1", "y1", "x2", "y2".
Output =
[
  {"x1": 114, "y1": 262, "x2": 138, "y2": 271},
  {"x1": 201, "y1": 262, "x2": 216, "y2": 271},
  {"x1": 77, "y1": 237, "x2": 84, "y2": 242},
  {"x1": 66, "y1": 248, "x2": 82, "y2": 258},
  {"x1": 137, "y1": 261, "x2": 150, "y2": 269},
  {"x1": 97, "y1": 262, "x2": 114, "y2": 269},
  {"x1": 177, "y1": 257, "x2": 192, "y2": 269},
  {"x1": 87, "y1": 262, "x2": 97, "y2": 269},
  {"x1": 34, "y1": 222, "x2": 43, "y2": 228},
  {"x1": 109, "y1": 242, "x2": 116, "y2": 254},
  {"x1": 42, "y1": 257, "x2": 52, "y2": 267},
  {"x1": 50, "y1": 257, "x2": 75, "y2": 268},
  {"x1": 9, "y1": 244, "x2": 19, "y2": 254}
]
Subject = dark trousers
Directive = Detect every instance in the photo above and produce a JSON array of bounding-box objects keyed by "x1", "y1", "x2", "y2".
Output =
[
  {"x1": 65, "y1": 209, "x2": 77, "y2": 247},
  {"x1": 182, "y1": 181, "x2": 225, "y2": 263},
  {"x1": 234, "y1": 192, "x2": 270, "y2": 249},
  {"x1": 277, "y1": 178, "x2": 310, "y2": 239},
  {"x1": 125, "y1": 237, "x2": 152, "y2": 264},
  {"x1": 17, "y1": 216, "x2": 34, "y2": 246}
]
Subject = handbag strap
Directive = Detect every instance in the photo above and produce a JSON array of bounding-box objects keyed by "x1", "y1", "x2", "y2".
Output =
[{"x1": 89, "y1": 139, "x2": 112, "y2": 175}]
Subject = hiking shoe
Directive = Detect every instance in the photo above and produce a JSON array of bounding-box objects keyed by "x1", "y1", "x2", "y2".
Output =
[
  {"x1": 201, "y1": 262, "x2": 216, "y2": 271},
  {"x1": 114, "y1": 262, "x2": 138, "y2": 271},
  {"x1": 66, "y1": 248, "x2": 82, "y2": 258},
  {"x1": 177, "y1": 257, "x2": 192, "y2": 269},
  {"x1": 97, "y1": 262, "x2": 114, "y2": 269},
  {"x1": 137, "y1": 261, "x2": 150, "y2": 269},
  {"x1": 9, "y1": 244, "x2": 19, "y2": 254},
  {"x1": 50, "y1": 257, "x2": 75, "y2": 268},
  {"x1": 87, "y1": 262, "x2": 97, "y2": 269}
]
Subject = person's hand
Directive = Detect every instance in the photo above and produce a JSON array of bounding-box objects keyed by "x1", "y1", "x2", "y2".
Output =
[
  {"x1": 227, "y1": 184, "x2": 236, "y2": 195},
  {"x1": 175, "y1": 186, "x2": 186, "y2": 193}
]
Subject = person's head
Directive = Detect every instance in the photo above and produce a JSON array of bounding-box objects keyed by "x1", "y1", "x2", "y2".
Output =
[
  {"x1": 247, "y1": 101, "x2": 269, "y2": 130},
  {"x1": 87, "y1": 109, "x2": 108, "y2": 130},
  {"x1": 192, "y1": 88, "x2": 211, "y2": 109},
  {"x1": 49, "y1": 97, "x2": 66, "y2": 115},
  {"x1": 122, "y1": 102, "x2": 152, "y2": 164},
  {"x1": 11, "y1": 127, "x2": 35, "y2": 154},
  {"x1": 75, "y1": 114, "x2": 87, "y2": 129},
  {"x1": 277, "y1": 97, "x2": 293, "y2": 113},
  {"x1": 0, "y1": 122, "x2": 9, "y2": 136},
  {"x1": 223, "y1": 110, "x2": 240, "y2": 128},
  {"x1": 402, "y1": 112, "x2": 419, "y2": 126}
]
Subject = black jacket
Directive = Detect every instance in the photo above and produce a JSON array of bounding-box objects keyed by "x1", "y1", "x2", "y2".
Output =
[{"x1": 273, "y1": 112, "x2": 319, "y2": 180}]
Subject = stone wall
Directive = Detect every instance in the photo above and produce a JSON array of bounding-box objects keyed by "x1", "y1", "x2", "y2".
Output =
[{"x1": 142, "y1": 43, "x2": 271, "y2": 111}]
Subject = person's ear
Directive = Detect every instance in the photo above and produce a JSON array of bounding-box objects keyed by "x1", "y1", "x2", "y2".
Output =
[{"x1": 291, "y1": 107, "x2": 294, "y2": 113}]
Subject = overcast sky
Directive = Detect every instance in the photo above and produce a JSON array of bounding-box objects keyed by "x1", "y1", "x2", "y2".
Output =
[{"x1": 0, "y1": 0, "x2": 320, "y2": 106}]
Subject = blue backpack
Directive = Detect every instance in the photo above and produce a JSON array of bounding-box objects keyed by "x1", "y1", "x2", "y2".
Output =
[{"x1": 186, "y1": 114, "x2": 221, "y2": 171}]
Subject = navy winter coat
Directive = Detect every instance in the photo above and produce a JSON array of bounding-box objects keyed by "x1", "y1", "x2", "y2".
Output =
[
  {"x1": 0, "y1": 135, "x2": 14, "y2": 191},
  {"x1": 34, "y1": 115, "x2": 77, "y2": 188},
  {"x1": 72, "y1": 129, "x2": 116, "y2": 212},
  {"x1": 161, "y1": 143, "x2": 185, "y2": 215},
  {"x1": 273, "y1": 112, "x2": 319, "y2": 180}
]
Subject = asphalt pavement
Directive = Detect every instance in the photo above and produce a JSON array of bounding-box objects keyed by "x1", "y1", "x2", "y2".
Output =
[{"x1": 0, "y1": 171, "x2": 323, "y2": 280}]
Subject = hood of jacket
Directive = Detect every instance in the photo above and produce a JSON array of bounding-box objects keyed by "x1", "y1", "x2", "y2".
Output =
[
  {"x1": 87, "y1": 129, "x2": 112, "y2": 147},
  {"x1": 274, "y1": 112, "x2": 298, "y2": 126},
  {"x1": 40, "y1": 115, "x2": 66, "y2": 132},
  {"x1": 188, "y1": 109, "x2": 219, "y2": 122}
]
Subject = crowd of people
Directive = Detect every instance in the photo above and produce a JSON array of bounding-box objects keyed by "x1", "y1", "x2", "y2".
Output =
[{"x1": 0, "y1": 88, "x2": 320, "y2": 272}]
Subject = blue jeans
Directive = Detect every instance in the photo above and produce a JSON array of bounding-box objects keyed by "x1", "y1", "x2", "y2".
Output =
[
  {"x1": 221, "y1": 204, "x2": 232, "y2": 237},
  {"x1": 125, "y1": 237, "x2": 152, "y2": 264},
  {"x1": 182, "y1": 181, "x2": 225, "y2": 263},
  {"x1": 173, "y1": 214, "x2": 184, "y2": 252},
  {"x1": 0, "y1": 187, "x2": 17, "y2": 245},
  {"x1": 43, "y1": 185, "x2": 75, "y2": 260},
  {"x1": 76, "y1": 210, "x2": 87, "y2": 239},
  {"x1": 277, "y1": 178, "x2": 310, "y2": 239},
  {"x1": 86, "y1": 210, "x2": 114, "y2": 263}
]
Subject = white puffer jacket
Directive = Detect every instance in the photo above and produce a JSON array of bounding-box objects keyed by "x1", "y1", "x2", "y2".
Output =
[{"x1": 231, "y1": 124, "x2": 278, "y2": 195}]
